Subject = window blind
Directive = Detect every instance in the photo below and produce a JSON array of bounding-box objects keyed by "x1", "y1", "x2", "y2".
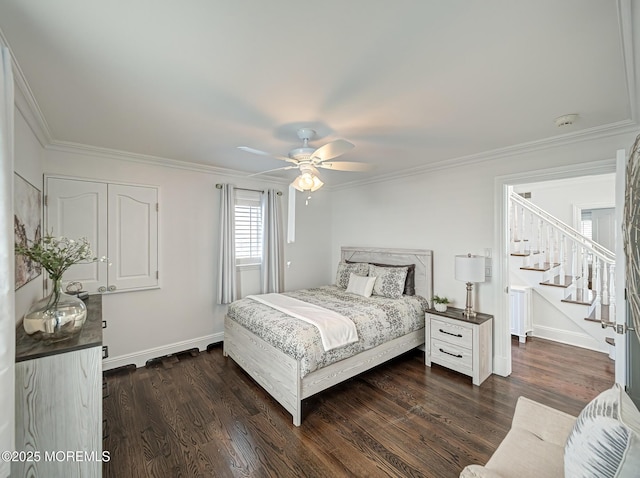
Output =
[{"x1": 235, "y1": 190, "x2": 262, "y2": 265}]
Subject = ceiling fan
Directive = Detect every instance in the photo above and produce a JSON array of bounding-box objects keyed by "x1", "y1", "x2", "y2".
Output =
[{"x1": 238, "y1": 128, "x2": 369, "y2": 191}]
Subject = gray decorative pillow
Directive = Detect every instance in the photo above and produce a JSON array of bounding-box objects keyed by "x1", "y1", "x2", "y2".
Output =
[
  {"x1": 369, "y1": 265, "x2": 408, "y2": 299},
  {"x1": 335, "y1": 261, "x2": 369, "y2": 289},
  {"x1": 564, "y1": 384, "x2": 640, "y2": 478}
]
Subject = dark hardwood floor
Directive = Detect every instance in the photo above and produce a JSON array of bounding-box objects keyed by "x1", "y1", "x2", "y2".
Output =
[{"x1": 103, "y1": 337, "x2": 614, "y2": 477}]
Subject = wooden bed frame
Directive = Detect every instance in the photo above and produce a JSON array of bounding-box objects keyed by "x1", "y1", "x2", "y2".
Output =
[{"x1": 223, "y1": 247, "x2": 434, "y2": 426}]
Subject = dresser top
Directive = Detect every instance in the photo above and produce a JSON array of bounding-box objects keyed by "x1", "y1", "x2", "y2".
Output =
[
  {"x1": 427, "y1": 306, "x2": 493, "y2": 325},
  {"x1": 16, "y1": 294, "x2": 103, "y2": 362}
]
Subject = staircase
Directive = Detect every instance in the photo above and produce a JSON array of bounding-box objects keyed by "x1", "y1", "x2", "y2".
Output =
[{"x1": 509, "y1": 191, "x2": 615, "y2": 355}]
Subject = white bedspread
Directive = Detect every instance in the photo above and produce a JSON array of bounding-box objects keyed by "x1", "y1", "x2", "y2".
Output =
[{"x1": 247, "y1": 293, "x2": 359, "y2": 351}]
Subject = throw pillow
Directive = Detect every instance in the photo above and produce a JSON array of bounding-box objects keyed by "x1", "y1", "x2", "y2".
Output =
[
  {"x1": 335, "y1": 261, "x2": 369, "y2": 289},
  {"x1": 369, "y1": 265, "x2": 408, "y2": 299},
  {"x1": 564, "y1": 383, "x2": 640, "y2": 478},
  {"x1": 346, "y1": 273, "x2": 377, "y2": 298}
]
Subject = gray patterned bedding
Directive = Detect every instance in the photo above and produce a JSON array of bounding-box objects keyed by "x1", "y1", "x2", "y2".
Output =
[{"x1": 226, "y1": 285, "x2": 430, "y2": 377}]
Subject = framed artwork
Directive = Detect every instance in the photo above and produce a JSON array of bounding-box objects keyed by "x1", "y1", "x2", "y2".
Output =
[{"x1": 14, "y1": 173, "x2": 42, "y2": 289}]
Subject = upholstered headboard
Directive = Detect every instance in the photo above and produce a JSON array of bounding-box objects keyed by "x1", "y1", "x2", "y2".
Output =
[{"x1": 340, "y1": 247, "x2": 434, "y2": 302}]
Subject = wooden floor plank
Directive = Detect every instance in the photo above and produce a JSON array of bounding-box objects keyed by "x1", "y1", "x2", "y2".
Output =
[{"x1": 103, "y1": 338, "x2": 614, "y2": 477}]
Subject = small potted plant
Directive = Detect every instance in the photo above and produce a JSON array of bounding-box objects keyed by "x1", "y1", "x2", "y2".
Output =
[{"x1": 432, "y1": 295, "x2": 450, "y2": 312}]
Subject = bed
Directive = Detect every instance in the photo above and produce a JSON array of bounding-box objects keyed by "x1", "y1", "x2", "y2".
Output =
[{"x1": 223, "y1": 247, "x2": 434, "y2": 426}]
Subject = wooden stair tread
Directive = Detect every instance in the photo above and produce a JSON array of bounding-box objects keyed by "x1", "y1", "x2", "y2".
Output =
[
  {"x1": 562, "y1": 288, "x2": 595, "y2": 306},
  {"x1": 521, "y1": 262, "x2": 559, "y2": 272},
  {"x1": 605, "y1": 337, "x2": 615, "y2": 346},
  {"x1": 511, "y1": 252, "x2": 530, "y2": 257},
  {"x1": 540, "y1": 275, "x2": 575, "y2": 288}
]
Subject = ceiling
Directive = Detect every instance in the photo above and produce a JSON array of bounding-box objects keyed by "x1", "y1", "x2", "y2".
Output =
[{"x1": 0, "y1": 1, "x2": 637, "y2": 186}]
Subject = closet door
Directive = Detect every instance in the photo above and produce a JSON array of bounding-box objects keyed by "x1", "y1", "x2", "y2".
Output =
[
  {"x1": 46, "y1": 177, "x2": 108, "y2": 293},
  {"x1": 107, "y1": 184, "x2": 158, "y2": 291}
]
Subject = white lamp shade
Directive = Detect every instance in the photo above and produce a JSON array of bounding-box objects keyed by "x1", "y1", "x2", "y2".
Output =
[{"x1": 455, "y1": 254, "x2": 485, "y2": 283}]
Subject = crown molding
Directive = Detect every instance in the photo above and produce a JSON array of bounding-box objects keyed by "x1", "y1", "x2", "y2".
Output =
[
  {"x1": 45, "y1": 140, "x2": 290, "y2": 184},
  {"x1": 0, "y1": 27, "x2": 53, "y2": 147},
  {"x1": 330, "y1": 119, "x2": 639, "y2": 191}
]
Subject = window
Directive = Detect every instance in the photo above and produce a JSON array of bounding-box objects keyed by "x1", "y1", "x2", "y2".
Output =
[{"x1": 235, "y1": 190, "x2": 262, "y2": 266}]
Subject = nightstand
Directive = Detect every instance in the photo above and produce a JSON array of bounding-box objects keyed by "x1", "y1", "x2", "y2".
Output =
[{"x1": 425, "y1": 307, "x2": 493, "y2": 386}]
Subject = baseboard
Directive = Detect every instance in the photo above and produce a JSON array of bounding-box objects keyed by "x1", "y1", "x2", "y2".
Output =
[
  {"x1": 102, "y1": 332, "x2": 224, "y2": 370},
  {"x1": 532, "y1": 325, "x2": 608, "y2": 354}
]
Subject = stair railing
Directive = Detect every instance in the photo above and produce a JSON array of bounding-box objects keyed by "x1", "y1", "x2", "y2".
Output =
[{"x1": 510, "y1": 191, "x2": 616, "y2": 320}]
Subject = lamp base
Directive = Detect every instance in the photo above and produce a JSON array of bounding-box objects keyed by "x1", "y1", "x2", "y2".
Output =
[{"x1": 463, "y1": 282, "x2": 476, "y2": 318}]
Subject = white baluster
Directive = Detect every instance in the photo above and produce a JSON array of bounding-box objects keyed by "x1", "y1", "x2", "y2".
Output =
[
  {"x1": 526, "y1": 211, "x2": 533, "y2": 264},
  {"x1": 594, "y1": 258, "x2": 602, "y2": 321},
  {"x1": 559, "y1": 234, "x2": 566, "y2": 278},
  {"x1": 546, "y1": 226, "x2": 552, "y2": 264},
  {"x1": 608, "y1": 263, "x2": 616, "y2": 321},
  {"x1": 571, "y1": 242, "x2": 577, "y2": 280},
  {"x1": 512, "y1": 202, "x2": 519, "y2": 253},
  {"x1": 582, "y1": 248, "x2": 589, "y2": 290},
  {"x1": 536, "y1": 217, "x2": 543, "y2": 259},
  {"x1": 602, "y1": 263, "x2": 609, "y2": 306},
  {"x1": 519, "y1": 205, "x2": 526, "y2": 255}
]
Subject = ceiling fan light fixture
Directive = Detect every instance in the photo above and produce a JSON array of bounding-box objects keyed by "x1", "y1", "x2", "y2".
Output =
[{"x1": 291, "y1": 172, "x2": 323, "y2": 192}]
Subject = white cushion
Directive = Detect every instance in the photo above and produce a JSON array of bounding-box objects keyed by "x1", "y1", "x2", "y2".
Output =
[
  {"x1": 565, "y1": 383, "x2": 640, "y2": 478},
  {"x1": 346, "y1": 273, "x2": 376, "y2": 298}
]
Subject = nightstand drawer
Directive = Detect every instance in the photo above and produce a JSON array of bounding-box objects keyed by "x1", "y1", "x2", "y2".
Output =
[
  {"x1": 430, "y1": 317, "x2": 473, "y2": 349},
  {"x1": 431, "y1": 339, "x2": 473, "y2": 372}
]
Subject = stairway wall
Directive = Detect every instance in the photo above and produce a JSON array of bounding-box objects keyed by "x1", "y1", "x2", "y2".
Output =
[{"x1": 530, "y1": 289, "x2": 607, "y2": 352}]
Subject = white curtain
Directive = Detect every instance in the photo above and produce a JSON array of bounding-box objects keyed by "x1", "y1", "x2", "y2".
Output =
[
  {"x1": 261, "y1": 189, "x2": 284, "y2": 293},
  {"x1": 0, "y1": 46, "x2": 15, "y2": 478},
  {"x1": 217, "y1": 184, "x2": 236, "y2": 304}
]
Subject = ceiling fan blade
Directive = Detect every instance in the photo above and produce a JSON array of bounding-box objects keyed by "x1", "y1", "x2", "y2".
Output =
[
  {"x1": 317, "y1": 161, "x2": 371, "y2": 172},
  {"x1": 247, "y1": 165, "x2": 298, "y2": 177},
  {"x1": 237, "y1": 146, "x2": 297, "y2": 163},
  {"x1": 311, "y1": 139, "x2": 355, "y2": 162}
]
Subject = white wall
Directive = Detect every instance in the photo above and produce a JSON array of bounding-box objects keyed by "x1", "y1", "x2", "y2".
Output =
[
  {"x1": 13, "y1": 106, "x2": 44, "y2": 323},
  {"x1": 44, "y1": 147, "x2": 332, "y2": 368},
  {"x1": 330, "y1": 130, "x2": 637, "y2": 375}
]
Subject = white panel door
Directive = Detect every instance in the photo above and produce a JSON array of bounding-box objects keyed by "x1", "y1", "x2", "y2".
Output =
[
  {"x1": 46, "y1": 177, "x2": 108, "y2": 293},
  {"x1": 107, "y1": 184, "x2": 158, "y2": 291}
]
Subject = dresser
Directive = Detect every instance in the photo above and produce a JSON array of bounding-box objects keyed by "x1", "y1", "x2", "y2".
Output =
[
  {"x1": 425, "y1": 307, "x2": 493, "y2": 386},
  {"x1": 14, "y1": 295, "x2": 103, "y2": 478}
]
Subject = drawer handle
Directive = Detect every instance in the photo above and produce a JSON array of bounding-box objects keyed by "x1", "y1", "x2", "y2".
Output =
[
  {"x1": 439, "y1": 328, "x2": 463, "y2": 338},
  {"x1": 439, "y1": 348, "x2": 463, "y2": 359}
]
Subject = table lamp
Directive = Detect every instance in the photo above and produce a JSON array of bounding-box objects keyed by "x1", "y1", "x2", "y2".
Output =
[{"x1": 455, "y1": 253, "x2": 486, "y2": 317}]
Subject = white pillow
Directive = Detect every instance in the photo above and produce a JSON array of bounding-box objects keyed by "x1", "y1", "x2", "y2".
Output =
[
  {"x1": 565, "y1": 383, "x2": 640, "y2": 478},
  {"x1": 346, "y1": 273, "x2": 377, "y2": 298}
]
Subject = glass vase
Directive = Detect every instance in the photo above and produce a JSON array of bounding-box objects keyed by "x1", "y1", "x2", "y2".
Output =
[{"x1": 23, "y1": 279, "x2": 87, "y2": 342}]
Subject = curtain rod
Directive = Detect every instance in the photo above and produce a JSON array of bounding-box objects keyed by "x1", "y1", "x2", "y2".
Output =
[{"x1": 216, "y1": 184, "x2": 282, "y2": 196}]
